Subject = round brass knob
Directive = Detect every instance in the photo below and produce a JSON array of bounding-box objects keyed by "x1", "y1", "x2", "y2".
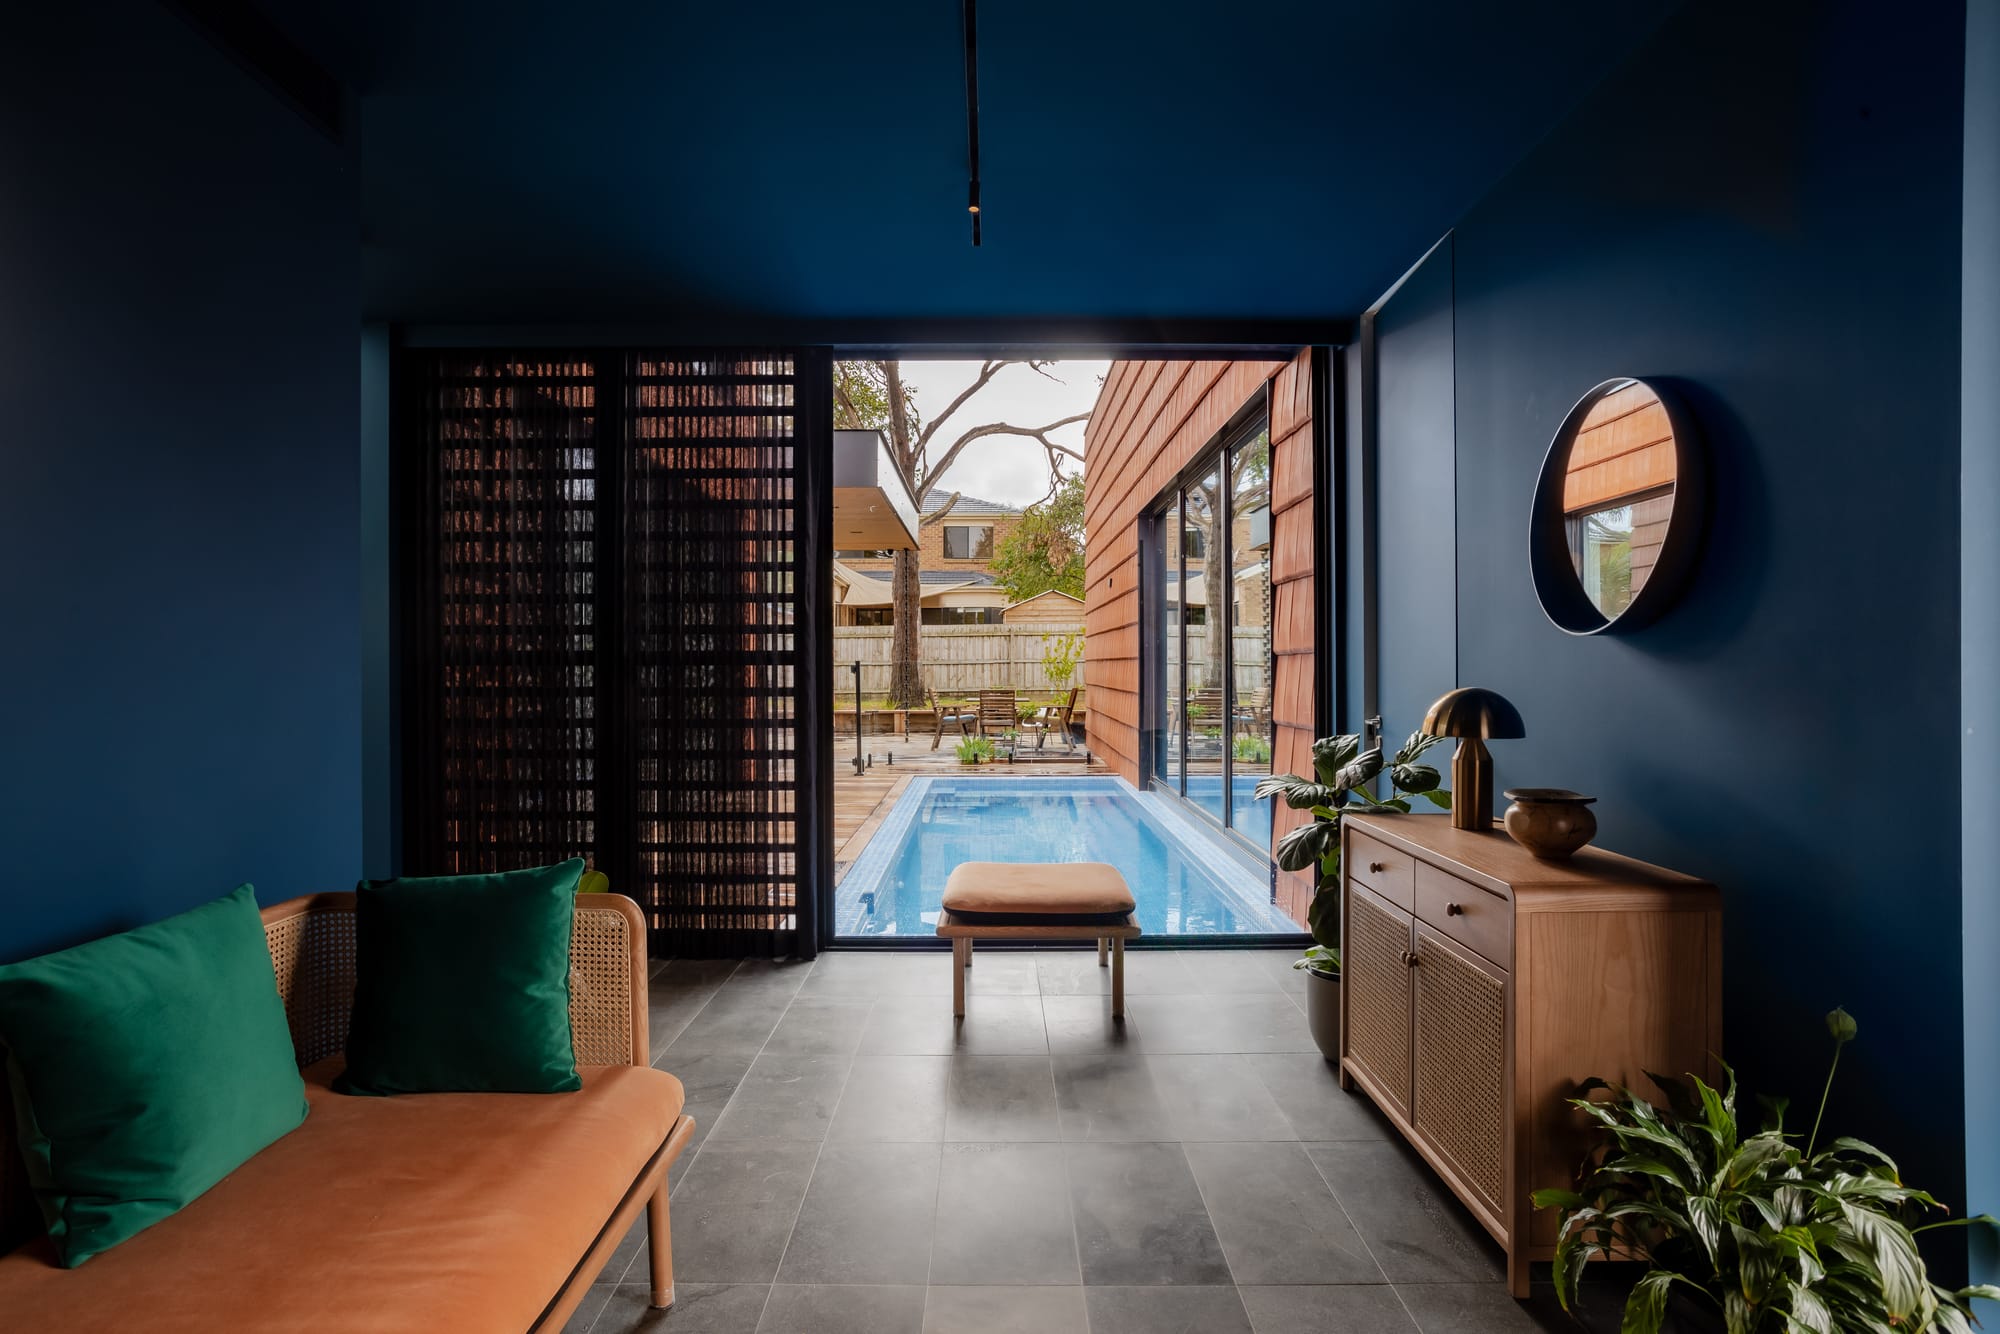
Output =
[
  {"x1": 1401, "y1": 950, "x2": 1419, "y2": 968},
  {"x1": 1446, "y1": 902, "x2": 1464, "y2": 916}
]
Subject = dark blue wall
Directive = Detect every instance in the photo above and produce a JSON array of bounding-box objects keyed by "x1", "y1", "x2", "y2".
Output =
[
  {"x1": 0, "y1": 0, "x2": 361, "y2": 960},
  {"x1": 1962, "y1": 0, "x2": 1999, "y2": 1286},
  {"x1": 1379, "y1": 0, "x2": 1968, "y2": 1205},
  {"x1": 1371, "y1": 240, "x2": 1460, "y2": 742}
]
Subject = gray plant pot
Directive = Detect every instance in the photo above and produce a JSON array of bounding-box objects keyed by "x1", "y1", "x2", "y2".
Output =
[{"x1": 1304, "y1": 967, "x2": 1341, "y2": 1060}]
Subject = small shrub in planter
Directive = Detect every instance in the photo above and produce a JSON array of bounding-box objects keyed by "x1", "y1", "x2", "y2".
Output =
[
  {"x1": 1258, "y1": 730, "x2": 1450, "y2": 1058},
  {"x1": 954, "y1": 735, "x2": 995, "y2": 765}
]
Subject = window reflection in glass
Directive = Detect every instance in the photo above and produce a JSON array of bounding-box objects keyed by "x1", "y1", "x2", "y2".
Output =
[
  {"x1": 1229, "y1": 426, "x2": 1272, "y2": 842},
  {"x1": 1186, "y1": 463, "x2": 1226, "y2": 826}
]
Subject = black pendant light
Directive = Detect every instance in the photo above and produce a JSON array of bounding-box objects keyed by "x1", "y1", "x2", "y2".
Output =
[{"x1": 963, "y1": 0, "x2": 981, "y2": 246}]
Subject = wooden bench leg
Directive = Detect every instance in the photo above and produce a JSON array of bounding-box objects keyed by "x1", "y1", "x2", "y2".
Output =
[
  {"x1": 952, "y1": 938, "x2": 967, "y2": 1017},
  {"x1": 1112, "y1": 937, "x2": 1125, "y2": 1019},
  {"x1": 1097, "y1": 936, "x2": 1108, "y2": 966},
  {"x1": 646, "y1": 1177, "x2": 674, "y2": 1309}
]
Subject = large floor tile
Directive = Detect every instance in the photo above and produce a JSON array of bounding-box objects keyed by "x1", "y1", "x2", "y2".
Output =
[
  {"x1": 1176, "y1": 950, "x2": 1288, "y2": 994},
  {"x1": 722, "y1": 958, "x2": 814, "y2": 999},
  {"x1": 930, "y1": 1143, "x2": 1081, "y2": 1285},
  {"x1": 796, "y1": 951, "x2": 953, "y2": 998},
  {"x1": 1035, "y1": 947, "x2": 1194, "y2": 996},
  {"x1": 1084, "y1": 1285, "x2": 1253, "y2": 1334},
  {"x1": 776, "y1": 1142, "x2": 940, "y2": 1285},
  {"x1": 1184, "y1": 1142, "x2": 1382, "y2": 1284},
  {"x1": 1065, "y1": 1142, "x2": 1232, "y2": 1286},
  {"x1": 707, "y1": 1051, "x2": 853, "y2": 1141},
  {"x1": 585, "y1": 1283, "x2": 769, "y2": 1334},
  {"x1": 1396, "y1": 1282, "x2": 1575, "y2": 1332},
  {"x1": 953, "y1": 949, "x2": 1043, "y2": 995},
  {"x1": 759, "y1": 997, "x2": 872, "y2": 1057},
  {"x1": 665, "y1": 986, "x2": 789, "y2": 1056},
  {"x1": 1051, "y1": 1054, "x2": 1176, "y2": 1141},
  {"x1": 563, "y1": 1283, "x2": 616, "y2": 1333},
  {"x1": 943, "y1": 1056, "x2": 1060, "y2": 1141},
  {"x1": 1246, "y1": 1053, "x2": 1391, "y2": 1140},
  {"x1": 1238, "y1": 1284, "x2": 1419, "y2": 1332},
  {"x1": 669, "y1": 1141, "x2": 821, "y2": 1284},
  {"x1": 1305, "y1": 1142, "x2": 1504, "y2": 1283},
  {"x1": 1144, "y1": 1054, "x2": 1297, "y2": 1141},
  {"x1": 921, "y1": 1285, "x2": 1088, "y2": 1334},
  {"x1": 1042, "y1": 995, "x2": 1144, "y2": 1054},
  {"x1": 860, "y1": 996, "x2": 1048, "y2": 1055},
  {"x1": 755, "y1": 1284, "x2": 926, "y2": 1334},
  {"x1": 1125, "y1": 995, "x2": 1318, "y2": 1053},
  {"x1": 826, "y1": 1054, "x2": 951, "y2": 1141},
  {"x1": 656, "y1": 1050, "x2": 756, "y2": 1187}
]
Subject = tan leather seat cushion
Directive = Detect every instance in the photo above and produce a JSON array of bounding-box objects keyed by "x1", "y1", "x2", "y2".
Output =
[
  {"x1": 942, "y1": 861, "x2": 1135, "y2": 915},
  {"x1": 0, "y1": 1058, "x2": 683, "y2": 1333}
]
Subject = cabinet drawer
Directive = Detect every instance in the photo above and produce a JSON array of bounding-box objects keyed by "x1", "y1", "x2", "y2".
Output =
[
  {"x1": 1348, "y1": 831, "x2": 1414, "y2": 909},
  {"x1": 1415, "y1": 864, "x2": 1510, "y2": 966}
]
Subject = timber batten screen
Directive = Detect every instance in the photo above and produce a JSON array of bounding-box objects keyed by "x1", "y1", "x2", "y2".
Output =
[{"x1": 401, "y1": 350, "x2": 825, "y2": 957}]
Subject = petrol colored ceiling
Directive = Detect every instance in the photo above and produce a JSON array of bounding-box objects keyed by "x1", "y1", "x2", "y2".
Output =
[{"x1": 265, "y1": 0, "x2": 1680, "y2": 327}]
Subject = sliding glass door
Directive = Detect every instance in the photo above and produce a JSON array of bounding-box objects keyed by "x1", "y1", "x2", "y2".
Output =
[{"x1": 1147, "y1": 408, "x2": 1275, "y2": 853}]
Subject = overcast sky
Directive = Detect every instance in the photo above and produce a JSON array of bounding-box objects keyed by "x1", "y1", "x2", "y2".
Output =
[{"x1": 872, "y1": 358, "x2": 1111, "y2": 509}]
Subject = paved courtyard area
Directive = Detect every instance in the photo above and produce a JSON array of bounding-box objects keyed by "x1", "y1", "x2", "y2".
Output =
[{"x1": 564, "y1": 949, "x2": 1633, "y2": 1334}]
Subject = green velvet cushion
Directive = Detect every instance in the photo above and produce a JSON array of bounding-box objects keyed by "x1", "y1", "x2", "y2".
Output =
[
  {"x1": 0, "y1": 884, "x2": 308, "y2": 1268},
  {"x1": 333, "y1": 859, "x2": 584, "y2": 1096}
]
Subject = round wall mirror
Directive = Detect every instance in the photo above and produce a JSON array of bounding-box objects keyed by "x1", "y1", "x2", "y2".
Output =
[{"x1": 1529, "y1": 378, "x2": 1705, "y2": 636}]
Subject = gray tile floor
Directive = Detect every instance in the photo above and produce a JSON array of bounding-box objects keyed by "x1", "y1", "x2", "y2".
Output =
[{"x1": 568, "y1": 949, "x2": 1608, "y2": 1334}]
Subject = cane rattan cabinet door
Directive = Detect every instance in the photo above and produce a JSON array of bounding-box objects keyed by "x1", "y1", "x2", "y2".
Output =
[
  {"x1": 1411, "y1": 924, "x2": 1508, "y2": 1215},
  {"x1": 1344, "y1": 881, "x2": 1414, "y2": 1118}
]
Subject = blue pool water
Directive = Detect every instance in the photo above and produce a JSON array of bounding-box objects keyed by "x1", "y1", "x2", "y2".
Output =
[
  {"x1": 1180, "y1": 776, "x2": 1273, "y2": 846},
  {"x1": 836, "y1": 777, "x2": 1300, "y2": 938}
]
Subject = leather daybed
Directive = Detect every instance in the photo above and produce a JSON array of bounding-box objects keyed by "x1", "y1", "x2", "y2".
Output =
[{"x1": 0, "y1": 892, "x2": 693, "y2": 1333}]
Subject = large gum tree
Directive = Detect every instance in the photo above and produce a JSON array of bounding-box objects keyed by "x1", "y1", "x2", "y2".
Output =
[{"x1": 834, "y1": 360, "x2": 1085, "y2": 707}]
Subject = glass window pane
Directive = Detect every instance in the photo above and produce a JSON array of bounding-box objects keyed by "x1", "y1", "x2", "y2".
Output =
[
  {"x1": 1186, "y1": 466, "x2": 1225, "y2": 826},
  {"x1": 1160, "y1": 499, "x2": 1183, "y2": 795},
  {"x1": 1229, "y1": 425, "x2": 1273, "y2": 842}
]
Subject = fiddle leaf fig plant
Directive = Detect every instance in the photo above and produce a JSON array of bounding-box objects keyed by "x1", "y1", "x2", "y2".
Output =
[
  {"x1": 1533, "y1": 1008, "x2": 1999, "y2": 1333},
  {"x1": 1255, "y1": 729, "x2": 1451, "y2": 974}
]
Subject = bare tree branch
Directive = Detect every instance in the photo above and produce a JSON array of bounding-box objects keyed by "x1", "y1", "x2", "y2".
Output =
[
  {"x1": 920, "y1": 492, "x2": 963, "y2": 526},
  {"x1": 925, "y1": 412, "x2": 1090, "y2": 496},
  {"x1": 915, "y1": 359, "x2": 1011, "y2": 455}
]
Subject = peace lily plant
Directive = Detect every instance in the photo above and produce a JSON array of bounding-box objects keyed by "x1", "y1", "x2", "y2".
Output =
[
  {"x1": 1535, "y1": 1008, "x2": 1998, "y2": 1333},
  {"x1": 1255, "y1": 730, "x2": 1451, "y2": 975}
]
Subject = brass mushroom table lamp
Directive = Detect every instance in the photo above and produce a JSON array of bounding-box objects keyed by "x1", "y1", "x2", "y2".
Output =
[{"x1": 1421, "y1": 687, "x2": 1526, "y2": 832}]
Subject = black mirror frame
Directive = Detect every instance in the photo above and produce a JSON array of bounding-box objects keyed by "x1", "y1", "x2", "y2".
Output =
[{"x1": 1529, "y1": 377, "x2": 1707, "y2": 636}]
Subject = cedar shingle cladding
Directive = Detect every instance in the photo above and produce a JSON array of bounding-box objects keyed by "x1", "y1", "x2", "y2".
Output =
[{"x1": 1082, "y1": 353, "x2": 1317, "y2": 926}]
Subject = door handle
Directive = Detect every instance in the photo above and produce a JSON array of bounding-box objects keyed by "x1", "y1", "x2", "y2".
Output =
[
  {"x1": 1401, "y1": 950, "x2": 1419, "y2": 968},
  {"x1": 1445, "y1": 902, "x2": 1464, "y2": 917}
]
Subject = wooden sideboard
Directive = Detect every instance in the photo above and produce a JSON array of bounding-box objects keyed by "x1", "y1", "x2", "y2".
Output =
[{"x1": 1339, "y1": 813, "x2": 1721, "y2": 1297}]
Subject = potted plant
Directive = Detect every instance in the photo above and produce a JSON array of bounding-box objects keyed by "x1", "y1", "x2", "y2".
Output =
[
  {"x1": 1256, "y1": 730, "x2": 1450, "y2": 1059},
  {"x1": 1534, "y1": 1008, "x2": 1998, "y2": 1333}
]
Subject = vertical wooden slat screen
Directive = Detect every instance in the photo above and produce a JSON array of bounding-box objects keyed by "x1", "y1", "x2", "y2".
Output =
[
  {"x1": 621, "y1": 351, "x2": 805, "y2": 957},
  {"x1": 404, "y1": 355, "x2": 603, "y2": 876},
  {"x1": 402, "y1": 348, "x2": 826, "y2": 958}
]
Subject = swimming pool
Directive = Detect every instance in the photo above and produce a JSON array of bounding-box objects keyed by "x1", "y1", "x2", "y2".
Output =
[{"x1": 835, "y1": 776, "x2": 1301, "y2": 938}]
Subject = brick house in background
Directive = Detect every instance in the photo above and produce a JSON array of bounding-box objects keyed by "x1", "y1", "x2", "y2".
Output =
[{"x1": 835, "y1": 490, "x2": 1024, "y2": 625}]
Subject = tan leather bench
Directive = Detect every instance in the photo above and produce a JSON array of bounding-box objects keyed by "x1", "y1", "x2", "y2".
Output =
[
  {"x1": 0, "y1": 892, "x2": 694, "y2": 1333},
  {"x1": 936, "y1": 861, "x2": 1140, "y2": 1017}
]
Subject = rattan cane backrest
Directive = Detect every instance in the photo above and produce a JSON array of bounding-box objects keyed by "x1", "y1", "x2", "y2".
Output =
[{"x1": 259, "y1": 891, "x2": 649, "y2": 1071}]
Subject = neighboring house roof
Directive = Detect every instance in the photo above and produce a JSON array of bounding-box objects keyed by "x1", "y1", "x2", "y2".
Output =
[
  {"x1": 920, "y1": 489, "x2": 1021, "y2": 518},
  {"x1": 1004, "y1": 588, "x2": 1084, "y2": 610},
  {"x1": 831, "y1": 560, "x2": 997, "y2": 608}
]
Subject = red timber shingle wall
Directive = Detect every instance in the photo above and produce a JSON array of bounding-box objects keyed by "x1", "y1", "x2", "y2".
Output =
[{"x1": 1081, "y1": 352, "x2": 1317, "y2": 925}]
